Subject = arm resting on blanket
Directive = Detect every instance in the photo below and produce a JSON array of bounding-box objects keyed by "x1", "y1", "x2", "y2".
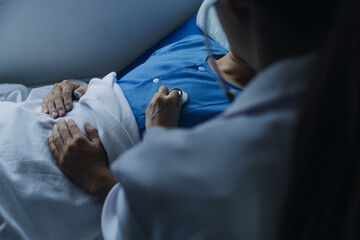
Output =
[
  {"x1": 49, "y1": 119, "x2": 117, "y2": 202},
  {"x1": 48, "y1": 85, "x2": 182, "y2": 201},
  {"x1": 42, "y1": 80, "x2": 88, "y2": 119}
]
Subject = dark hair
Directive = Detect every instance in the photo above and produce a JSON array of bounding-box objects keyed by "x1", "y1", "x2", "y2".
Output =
[
  {"x1": 255, "y1": 0, "x2": 338, "y2": 37},
  {"x1": 263, "y1": 0, "x2": 360, "y2": 239},
  {"x1": 251, "y1": 0, "x2": 360, "y2": 238}
]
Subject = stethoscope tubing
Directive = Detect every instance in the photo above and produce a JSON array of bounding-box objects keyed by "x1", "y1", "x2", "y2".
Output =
[{"x1": 203, "y1": 0, "x2": 237, "y2": 103}]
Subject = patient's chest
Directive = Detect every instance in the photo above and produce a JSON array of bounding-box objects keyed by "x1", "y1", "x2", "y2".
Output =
[{"x1": 118, "y1": 35, "x2": 243, "y2": 136}]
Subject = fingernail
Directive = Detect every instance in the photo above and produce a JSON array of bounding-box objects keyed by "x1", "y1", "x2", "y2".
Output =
[
  {"x1": 58, "y1": 108, "x2": 65, "y2": 116},
  {"x1": 84, "y1": 122, "x2": 91, "y2": 129},
  {"x1": 74, "y1": 90, "x2": 81, "y2": 99},
  {"x1": 65, "y1": 104, "x2": 72, "y2": 111},
  {"x1": 51, "y1": 112, "x2": 58, "y2": 118}
]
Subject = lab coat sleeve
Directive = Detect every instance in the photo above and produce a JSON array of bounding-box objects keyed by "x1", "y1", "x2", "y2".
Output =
[
  {"x1": 102, "y1": 183, "x2": 147, "y2": 240},
  {"x1": 102, "y1": 117, "x2": 291, "y2": 240}
]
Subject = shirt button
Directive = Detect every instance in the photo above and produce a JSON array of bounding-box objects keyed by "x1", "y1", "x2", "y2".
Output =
[
  {"x1": 153, "y1": 78, "x2": 159, "y2": 83},
  {"x1": 198, "y1": 66, "x2": 205, "y2": 72}
]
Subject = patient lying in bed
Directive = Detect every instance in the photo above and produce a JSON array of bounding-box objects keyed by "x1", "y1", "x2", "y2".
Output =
[{"x1": 0, "y1": 35, "x2": 254, "y2": 240}]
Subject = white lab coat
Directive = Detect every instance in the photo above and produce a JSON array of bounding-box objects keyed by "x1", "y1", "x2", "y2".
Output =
[{"x1": 102, "y1": 55, "x2": 316, "y2": 240}]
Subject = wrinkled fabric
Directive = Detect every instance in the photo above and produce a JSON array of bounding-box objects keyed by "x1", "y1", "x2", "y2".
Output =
[
  {"x1": 0, "y1": 73, "x2": 139, "y2": 240},
  {"x1": 118, "y1": 35, "x2": 241, "y2": 136}
]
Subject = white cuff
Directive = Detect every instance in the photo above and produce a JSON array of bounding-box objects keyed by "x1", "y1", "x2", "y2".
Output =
[{"x1": 102, "y1": 183, "x2": 122, "y2": 240}]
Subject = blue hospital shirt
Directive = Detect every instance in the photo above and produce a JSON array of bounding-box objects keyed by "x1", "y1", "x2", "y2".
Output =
[{"x1": 117, "y1": 35, "x2": 242, "y2": 136}]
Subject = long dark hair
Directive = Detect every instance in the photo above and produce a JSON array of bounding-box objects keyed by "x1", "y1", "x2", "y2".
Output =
[{"x1": 273, "y1": 0, "x2": 360, "y2": 239}]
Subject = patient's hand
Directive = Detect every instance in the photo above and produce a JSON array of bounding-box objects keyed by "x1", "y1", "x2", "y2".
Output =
[
  {"x1": 42, "y1": 80, "x2": 88, "y2": 119},
  {"x1": 48, "y1": 119, "x2": 117, "y2": 202},
  {"x1": 146, "y1": 85, "x2": 181, "y2": 130}
]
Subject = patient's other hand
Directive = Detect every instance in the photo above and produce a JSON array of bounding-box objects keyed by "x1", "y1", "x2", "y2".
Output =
[
  {"x1": 48, "y1": 119, "x2": 117, "y2": 202},
  {"x1": 146, "y1": 85, "x2": 181, "y2": 130},
  {"x1": 42, "y1": 80, "x2": 88, "y2": 119}
]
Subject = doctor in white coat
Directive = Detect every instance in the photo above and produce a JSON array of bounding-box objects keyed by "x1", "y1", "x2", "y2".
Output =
[{"x1": 48, "y1": 0, "x2": 357, "y2": 239}]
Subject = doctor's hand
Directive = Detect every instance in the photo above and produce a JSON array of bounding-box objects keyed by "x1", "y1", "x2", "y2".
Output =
[
  {"x1": 42, "y1": 80, "x2": 88, "y2": 119},
  {"x1": 146, "y1": 85, "x2": 181, "y2": 130},
  {"x1": 48, "y1": 119, "x2": 117, "y2": 202}
]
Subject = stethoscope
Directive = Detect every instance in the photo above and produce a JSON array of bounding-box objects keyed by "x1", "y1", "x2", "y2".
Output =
[
  {"x1": 171, "y1": 88, "x2": 189, "y2": 106},
  {"x1": 203, "y1": 0, "x2": 237, "y2": 103},
  {"x1": 172, "y1": 0, "x2": 236, "y2": 105}
]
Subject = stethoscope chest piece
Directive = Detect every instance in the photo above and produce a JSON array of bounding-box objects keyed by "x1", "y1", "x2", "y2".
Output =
[{"x1": 171, "y1": 88, "x2": 189, "y2": 106}]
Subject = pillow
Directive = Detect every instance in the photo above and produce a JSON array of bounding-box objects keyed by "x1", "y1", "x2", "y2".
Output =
[
  {"x1": 0, "y1": 0, "x2": 203, "y2": 86},
  {"x1": 196, "y1": 0, "x2": 230, "y2": 50}
]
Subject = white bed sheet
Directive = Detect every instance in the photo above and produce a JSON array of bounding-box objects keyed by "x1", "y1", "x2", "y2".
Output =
[{"x1": 0, "y1": 72, "x2": 140, "y2": 240}]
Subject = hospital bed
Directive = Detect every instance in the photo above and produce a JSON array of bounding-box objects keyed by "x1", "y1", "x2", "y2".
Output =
[
  {"x1": 0, "y1": 0, "x2": 227, "y2": 87},
  {"x1": 0, "y1": 0, "x2": 228, "y2": 239}
]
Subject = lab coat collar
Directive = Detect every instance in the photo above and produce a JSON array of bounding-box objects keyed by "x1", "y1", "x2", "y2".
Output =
[{"x1": 223, "y1": 54, "x2": 318, "y2": 118}]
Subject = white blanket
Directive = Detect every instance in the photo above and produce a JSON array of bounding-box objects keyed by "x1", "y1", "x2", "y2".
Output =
[{"x1": 0, "y1": 72, "x2": 140, "y2": 240}]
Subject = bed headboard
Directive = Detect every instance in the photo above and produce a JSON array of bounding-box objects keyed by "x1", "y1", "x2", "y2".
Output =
[{"x1": 0, "y1": 0, "x2": 203, "y2": 86}]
